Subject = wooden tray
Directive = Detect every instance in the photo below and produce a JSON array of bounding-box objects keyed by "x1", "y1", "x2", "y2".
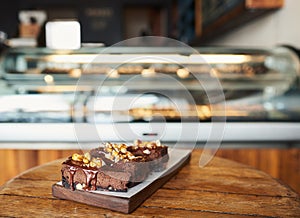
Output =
[{"x1": 52, "y1": 149, "x2": 191, "y2": 213}]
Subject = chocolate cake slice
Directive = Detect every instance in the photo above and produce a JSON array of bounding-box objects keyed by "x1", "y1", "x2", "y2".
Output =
[
  {"x1": 128, "y1": 139, "x2": 169, "y2": 172},
  {"x1": 61, "y1": 140, "x2": 168, "y2": 192}
]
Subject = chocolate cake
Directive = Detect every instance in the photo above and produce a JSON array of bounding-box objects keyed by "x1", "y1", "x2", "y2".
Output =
[{"x1": 61, "y1": 140, "x2": 169, "y2": 192}]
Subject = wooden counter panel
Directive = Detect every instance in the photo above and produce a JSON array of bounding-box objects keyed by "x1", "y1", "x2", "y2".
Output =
[
  {"x1": 1, "y1": 147, "x2": 300, "y2": 195},
  {"x1": 0, "y1": 149, "x2": 79, "y2": 186},
  {"x1": 246, "y1": 0, "x2": 284, "y2": 9}
]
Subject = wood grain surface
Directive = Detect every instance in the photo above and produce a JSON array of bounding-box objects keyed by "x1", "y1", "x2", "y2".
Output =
[{"x1": 0, "y1": 149, "x2": 300, "y2": 217}]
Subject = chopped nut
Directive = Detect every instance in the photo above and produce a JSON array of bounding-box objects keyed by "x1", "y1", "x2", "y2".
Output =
[
  {"x1": 105, "y1": 153, "x2": 111, "y2": 159},
  {"x1": 132, "y1": 145, "x2": 138, "y2": 150},
  {"x1": 76, "y1": 183, "x2": 83, "y2": 190},
  {"x1": 115, "y1": 155, "x2": 120, "y2": 162},
  {"x1": 146, "y1": 143, "x2": 153, "y2": 149},
  {"x1": 120, "y1": 147, "x2": 127, "y2": 153},
  {"x1": 112, "y1": 145, "x2": 119, "y2": 152},
  {"x1": 106, "y1": 147, "x2": 113, "y2": 153},
  {"x1": 91, "y1": 158, "x2": 102, "y2": 167},
  {"x1": 84, "y1": 152, "x2": 91, "y2": 161},
  {"x1": 105, "y1": 142, "x2": 112, "y2": 148},
  {"x1": 128, "y1": 155, "x2": 136, "y2": 160},
  {"x1": 72, "y1": 153, "x2": 83, "y2": 162},
  {"x1": 143, "y1": 149, "x2": 151, "y2": 155},
  {"x1": 89, "y1": 161, "x2": 97, "y2": 168},
  {"x1": 139, "y1": 142, "x2": 146, "y2": 148},
  {"x1": 83, "y1": 157, "x2": 89, "y2": 164},
  {"x1": 126, "y1": 152, "x2": 134, "y2": 158},
  {"x1": 112, "y1": 150, "x2": 118, "y2": 157}
]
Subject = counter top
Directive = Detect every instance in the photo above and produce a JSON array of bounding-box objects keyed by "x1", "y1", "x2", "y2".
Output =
[
  {"x1": 1, "y1": 123, "x2": 300, "y2": 145},
  {"x1": 0, "y1": 149, "x2": 299, "y2": 217}
]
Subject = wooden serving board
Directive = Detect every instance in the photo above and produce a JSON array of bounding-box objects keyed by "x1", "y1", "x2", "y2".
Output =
[{"x1": 52, "y1": 149, "x2": 191, "y2": 213}]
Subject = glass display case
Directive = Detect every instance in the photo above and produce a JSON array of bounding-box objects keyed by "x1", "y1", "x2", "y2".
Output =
[{"x1": 0, "y1": 46, "x2": 299, "y2": 144}]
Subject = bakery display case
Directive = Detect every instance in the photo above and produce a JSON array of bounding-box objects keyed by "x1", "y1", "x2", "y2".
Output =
[{"x1": 0, "y1": 46, "x2": 299, "y2": 144}]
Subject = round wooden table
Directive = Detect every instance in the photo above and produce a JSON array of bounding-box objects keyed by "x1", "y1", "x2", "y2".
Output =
[{"x1": 0, "y1": 149, "x2": 299, "y2": 217}]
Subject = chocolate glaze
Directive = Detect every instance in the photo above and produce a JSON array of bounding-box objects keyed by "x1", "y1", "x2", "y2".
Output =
[
  {"x1": 62, "y1": 158, "x2": 99, "y2": 191},
  {"x1": 82, "y1": 168, "x2": 98, "y2": 191},
  {"x1": 65, "y1": 165, "x2": 77, "y2": 191}
]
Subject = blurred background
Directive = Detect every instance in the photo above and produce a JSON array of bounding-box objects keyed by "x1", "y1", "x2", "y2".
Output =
[{"x1": 0, "y1": 0, "x2": 299, "y2": 46}]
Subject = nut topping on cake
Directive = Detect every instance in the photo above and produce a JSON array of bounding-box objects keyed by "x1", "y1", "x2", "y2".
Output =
[
  {"x1": 72, "y1": 153, "x2": 83, "y2": 162},
  {"x1": 104, "y1": 142, "x2": 141, "y2": 163},
  {"x1": 71, "y1": 152, "x2": 102, "y2": 168},
  {"x1": 132, "y1": 139, "x2": 164, "y2": 150}
]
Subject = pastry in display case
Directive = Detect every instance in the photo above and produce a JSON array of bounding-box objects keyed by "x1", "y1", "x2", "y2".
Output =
[{"x1": 0, "y1": 46, "x2": 299, "y2": 142}]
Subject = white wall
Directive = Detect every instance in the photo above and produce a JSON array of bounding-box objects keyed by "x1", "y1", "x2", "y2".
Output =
[{"x1": 208, "y1": 0, "x2": 300, "y2": 48}]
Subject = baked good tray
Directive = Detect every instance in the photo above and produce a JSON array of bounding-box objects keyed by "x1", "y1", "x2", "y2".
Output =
[{"x1": 52, "y1": 148, "x2": 191, "y2": 213}]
